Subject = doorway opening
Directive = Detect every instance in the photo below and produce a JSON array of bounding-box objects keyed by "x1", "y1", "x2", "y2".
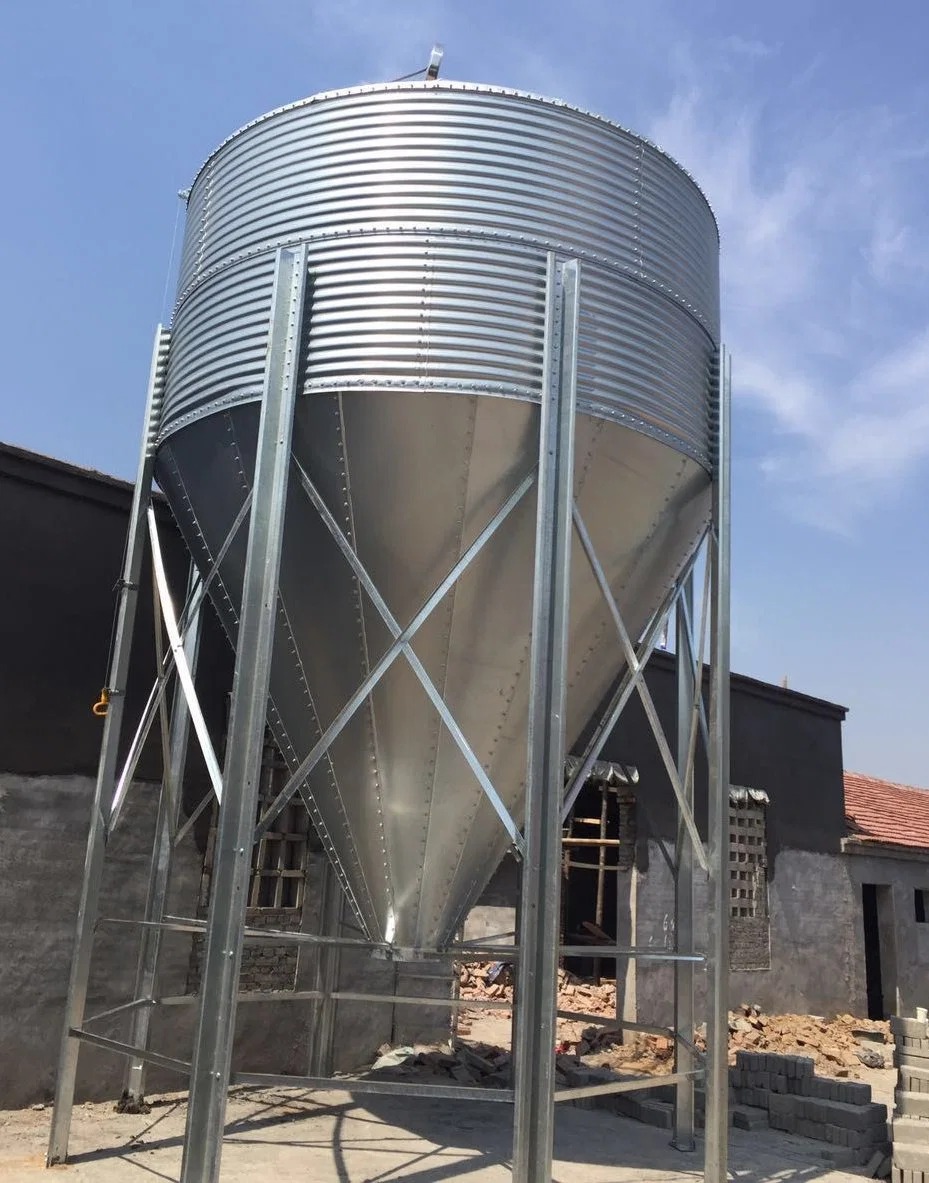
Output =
[
  {"x1": 862, "y1": 883, "x2": 897, "y2": 1020},
  {"x1": 561, "y1": 774, "x2": 636, "y2": 981},
  {"x1": 862, "y1": 884, "x2": 883, "y2": 1020}
]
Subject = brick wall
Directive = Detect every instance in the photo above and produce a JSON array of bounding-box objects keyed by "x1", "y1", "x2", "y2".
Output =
[
  {"x1": 617, "y1": 789, "x2": 637, "y2": 871},
  {"x1": 187, "y1": 799, "x2": 309, "y2": 994},
  {"x1": 730, "y1": 917, "x2": 772, "y2": 972},
  {"x1": 187, "y1": 907, "x2": 303, "y2": 994}
]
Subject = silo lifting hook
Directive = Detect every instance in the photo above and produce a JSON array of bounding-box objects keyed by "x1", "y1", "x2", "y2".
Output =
[{"x1": 92, "y1": 689, "x2": 110, "y2": 717}]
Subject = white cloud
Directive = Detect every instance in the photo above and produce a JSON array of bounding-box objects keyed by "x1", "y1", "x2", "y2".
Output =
[
  {"x1": 649, "y1": 76, "x2": 929, "y2": 531},
  {"x1": 720, "y1": 34, "x2": 777, "y2": 59},
  {"x1": 259, "y1": 2, "x2": 929, "y2": 533}
]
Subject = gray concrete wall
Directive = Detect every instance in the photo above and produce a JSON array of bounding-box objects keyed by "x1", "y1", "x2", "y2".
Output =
[
  {"x1": 463, "y1": 855, "x2": 518, "y2": 948},
  {"x1": 0, "y1": 772, "x2": 450, "y2": 1109},
  {"x1": 843, "y1": 848, "x2": 929, "y2": 1017},
  {"x1": 631, "y1": 842, "x2": 867, "y2": 1026}
]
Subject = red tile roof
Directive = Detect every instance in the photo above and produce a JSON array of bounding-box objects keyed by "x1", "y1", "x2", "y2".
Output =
[{"x1": 845, "y1": 771, "x2": 929, "y2": 850}]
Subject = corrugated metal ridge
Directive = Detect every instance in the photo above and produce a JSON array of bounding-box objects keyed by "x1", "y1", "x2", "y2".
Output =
[
  {"x1": 171, "y1": 224, "x2": 718, "y2": 343},
  {"x1": 182, "y1": 80, "x2": 719, "y2": 235},
  {"x1": 729, "y1": 786, "x2": 770, "y2": 805},
  {"x1": 564, "y1": 755, "x2": 639, "y2": 786}
]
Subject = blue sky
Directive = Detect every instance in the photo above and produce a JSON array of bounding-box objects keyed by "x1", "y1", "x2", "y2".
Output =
[{"x1": 1, "y1": 0, "x2": 927, "y2": 785}]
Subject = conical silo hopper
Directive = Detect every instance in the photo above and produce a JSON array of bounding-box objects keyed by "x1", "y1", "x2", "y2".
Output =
[{"x1": 155, "y1": 81, "x2": 719, "y2": 952}]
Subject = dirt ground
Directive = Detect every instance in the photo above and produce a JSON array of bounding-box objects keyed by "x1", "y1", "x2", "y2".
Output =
[
  {"x1": 0, "y1": 1085, "x2": 881, "y2": 1182},
  {"x1": 2, "y1": 974, "x2": 894, "y2": 1181}
]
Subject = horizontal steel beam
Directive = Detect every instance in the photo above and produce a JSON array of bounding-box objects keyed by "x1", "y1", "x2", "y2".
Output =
[
  {"x1": 98, "y1": 915, "x2": 390, "y2": 952},
  {"x1": 459, "y1": 931, "x2": 516, "y2": 945},
  {"x1": 563, "y1": 861, "x2": 622, "y2": 872},
  {"x1": 554, "y1": 1068, "x2": 703, "y2": 1103},
  {"x1": 331, "y1": 990, "x2": 492, "y2": 1010},
  {"x1": 156, "y1": 990, "x2": 513, "y2": 1013},
  {"x1": 83, "y1": 998, "x2": 155, "y2": 1027},
  {"x1": 559, "y1": 946, "x2": 704, "y2": 962},
  {"x1": 229, "y1": 1072, "x2": 514, "y2": 1103},
  {"x1": 555, "y1": 1012, "x2": 672, "y2": 1037},
  {"x1": 68, "y1": 1028, "x2": 190, "y2": 1076}
]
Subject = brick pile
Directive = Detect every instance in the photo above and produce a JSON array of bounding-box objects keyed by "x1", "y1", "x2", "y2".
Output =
[
  {"x1": 890, "y1": 1016, "x2": 929, "y2": 1183},
  {"x1": 457, "y1": 963, "x2": 614, "y2": 1016},
  {"x1": 363, "y1": 1040, "x2": 693, "y2": 1127},
  {"x1": 731, "y1": 1050, "x2": 890, "y2": 1172},
  {"x1": 459, "y1": 968, "x2": 889, "y2": 1077},
  {"x1": 726, "y1": 1004, "x2": 890, "y2": 1073},
  {"x1": 367, "y1": 1042, "x2": 513, "y2": 1088},
  {"x1": 553, "y1": 1009, "x2": 887, "y2": 1079}
]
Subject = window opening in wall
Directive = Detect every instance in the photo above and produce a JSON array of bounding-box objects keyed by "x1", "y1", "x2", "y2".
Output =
[
  {"x1": 916, "y1": 889, "x2": 928, "y2": 924},
  {"x1": 249, "y1": 795, "x2": 309, "y2": 910},
  {"x1": 187, "y1": 726, "x2": 314, "y2": 994},
  {"x1": 728, "y1": 786, "x2": 770, "y2": 972}
]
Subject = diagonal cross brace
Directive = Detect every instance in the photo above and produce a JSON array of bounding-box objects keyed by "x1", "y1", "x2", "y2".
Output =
[
  {"x1": 147, "y1": 508, "x2": 223, "y2": 801},
  {"x1": 150, "y1": 561, "x2": 179, "y2": 836},
  {"x1": 572, "y1": 505, "x2": 708, "y2": 873},
  {"x1": 291, "y1": 457, "x2": 525, "y2": 853},
  {"x1": 678, "y1": 576, "x2": 711, "y2": 755},
  {"x1": 678, "y1": 552, "x2": 712, "y2": 807},
  {"x1": 254, "y1": 468, "x2": 537, "y2": 842},
  {"x1": 560, "y1": 547, "x2": 700, "y2": 825},
  {"x1": 107, "y1": 493, "x2": 252, "y2": 831}
]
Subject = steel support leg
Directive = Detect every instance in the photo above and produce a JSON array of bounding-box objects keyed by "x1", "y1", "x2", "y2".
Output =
[
  {"x1": 673, "y1": 571, "x2": 696, "y2": 1151},
  {"x1": 47, "y1": 326, "x2": 170, "y2": 1166},
  {"x1": 180, "y1": 245, "x2": 307, "y2": 1183},
  {"x1": 512, "y1": 254, "x2": 579, "y2": 1182},
  {"x1": 704, "y1": 350, "x2": 732, "y2": 1183},
  {"x1": 308, "y1": 858, "x2": 344, "y2": 1078},
  {"x1": 122, "y1": 564, "x2": 203, "y2": 1109},
  {"x1": 509, "y1": 857, "x2": 522, "y2": 1058}
]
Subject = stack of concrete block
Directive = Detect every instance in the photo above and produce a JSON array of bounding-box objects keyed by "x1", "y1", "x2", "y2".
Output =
[
  {"x1": 891, "y1": 1016, "x2": 929, "y2": 1183},
  {"x1": 561, "y1": 1066, "x2": 708, "y2": 1130},
  {"x1": 767, "y1": 1093, "x2": 889, "y2": 1155},
  {"x1": 728, "y1": 1051, "x2": 889, "y2": 1169}
]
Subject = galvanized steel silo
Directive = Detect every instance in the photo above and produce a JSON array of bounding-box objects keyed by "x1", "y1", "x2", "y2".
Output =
[{"x1": 155, "y1": 81, "x2": 719, "y2": 950}]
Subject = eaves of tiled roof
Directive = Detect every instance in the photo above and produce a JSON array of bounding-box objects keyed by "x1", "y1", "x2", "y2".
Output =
[{"x1": 844, "y1": 770, "x2": 929, "y2": 852}]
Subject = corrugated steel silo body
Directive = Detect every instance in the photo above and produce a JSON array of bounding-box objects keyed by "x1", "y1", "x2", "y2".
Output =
[{"x1": 155, "y1": 82, "x2": 719, "y2": 951}]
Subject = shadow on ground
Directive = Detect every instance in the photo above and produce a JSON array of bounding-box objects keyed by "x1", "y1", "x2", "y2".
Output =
[{"x1": 62, "y1": 1086, "x2": 861, "y2": 1183}]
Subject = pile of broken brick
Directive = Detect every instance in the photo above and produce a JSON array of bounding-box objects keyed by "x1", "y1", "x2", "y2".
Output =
[
  {"x1": 727, "y1": 1003, "x2": 891, "y2": 1073},
  {"x1": 459, "y1": 965, "x2": 891, "y2": 1076},
  {"x1": 457, "y1": 962, "x2": 615, "y2": 1017},
  {"x1": 363, "y1": 1039, "x2": 696, "y2": 1128},
  {"x1": 367, "y1": 1042, "x2": 513, "y2": 1089}
]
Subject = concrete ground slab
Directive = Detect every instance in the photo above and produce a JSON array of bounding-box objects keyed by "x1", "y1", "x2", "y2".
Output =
[{"x1": 0, "y1": 1087, "x2": 869, "y2": 1182}]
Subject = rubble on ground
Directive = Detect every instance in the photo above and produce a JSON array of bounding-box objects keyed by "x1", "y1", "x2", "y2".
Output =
[
  {"x1": 722, "y1": 1005, "x2": 891, "y2": 1075},
  {"x1": 458, "y1": 962, "x2": 614, "y2": 1015},
  {"x1": 366, "y1": 1041, "x2": 513, "y2": 1088},
  {"x1": 456, "y1": 962, "x2": 892, "y2": 1078}
]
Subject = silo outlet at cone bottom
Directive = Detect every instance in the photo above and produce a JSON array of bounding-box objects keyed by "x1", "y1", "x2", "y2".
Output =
[{"x1": 155, "y1": 80, "x2": 720, "y2": 952}]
